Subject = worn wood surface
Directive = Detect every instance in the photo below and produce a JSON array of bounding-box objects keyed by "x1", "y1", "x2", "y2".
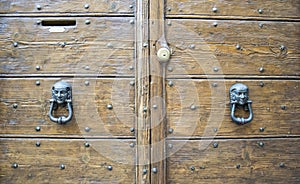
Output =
[
  {"x1": 150, "y1": 0, "x2": 169, "y2": 183},
  {"x1": 165, "y1": 20, "x2": 300, "y2": 76},
  {"x1": 0, "y1": 17, "x2": 134, "y2": 76},
  {"x1": 0, "y1": 138, "x2": 136, "y2": 184},
  {"x1": 135, "y1": 0, "x2": 151, "y2": 183},
  {"x1": 167, "y1": 138, "x2": 300, "y2": 184},
  {"x1": 166, "y1": 79, "x2": 300, "y2": 138},
  {"x1": 166, "y1": 0, "x2": 300, "y2": 19},
  {"x1": 0, "y1": 78, "x2": 135, "y2": 137},
  {"x1": 0, "y1": 0, "x2": 134, "y2": 14}
]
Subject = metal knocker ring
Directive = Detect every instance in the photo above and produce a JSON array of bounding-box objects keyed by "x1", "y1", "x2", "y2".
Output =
[
  {"x1": 49, "y1": 81, "x2": 73, "y2": 124},
  {"x1": 230, "y1": 83, "x2": 253, "y2": 125}
]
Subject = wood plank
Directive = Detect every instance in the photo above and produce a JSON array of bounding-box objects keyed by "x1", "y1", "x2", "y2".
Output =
[
  {"x1": 165, "y1": 20, "x2": 300, "y2": 76},
  {"x1": 0, "y1": 17, "x2": 134, "y2": 76},
  {"x1": 166, "y1": 79, "x2": 300, "y2": 138},
  {"x1": 0, "y1": 78, "x2": 135, "y2": 137},
  {"x1": 166, "y1": 0, "x2": 300, "y2": 19},
  {"x1": 150, "y1": 0, "x2": 169, "y2": 183},
  {"x1": 136, "y1": 0, "x2": 151, "y2": 183},
  {"x1": 167, "y1": 138, "x2": 300, "y2": 184},
  {"x1": 0, "y1": 0, "x2": 134, "y2": 14},
  {"x1": 0, "y1": 138, "x2": 136, "y2": 183}
]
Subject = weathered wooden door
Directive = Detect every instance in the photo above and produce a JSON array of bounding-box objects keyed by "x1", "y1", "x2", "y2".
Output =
[{"x1": 1, "y1": 0, "x2": 299, "y2": 184}]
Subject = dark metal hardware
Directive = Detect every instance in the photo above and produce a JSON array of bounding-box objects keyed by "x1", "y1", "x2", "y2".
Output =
[
  {"x1": 49, "y1": 81, "x2": 73, "y2": 124},
  {"x1": 230, "y1": 83, "x2": 253, "y2": 125}
]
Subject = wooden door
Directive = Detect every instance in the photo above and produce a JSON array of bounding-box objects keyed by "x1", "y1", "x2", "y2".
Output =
[{"x1": 1, "y1": 1, "x2": 299, "y2": 184}]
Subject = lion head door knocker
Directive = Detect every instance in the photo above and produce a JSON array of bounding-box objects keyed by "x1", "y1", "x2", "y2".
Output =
[
  {"x1": 49, "y1": 81, "x2": 73, "y2": 124},
  {"x1": 230, "y1": 83, "x2": 253, "y2": 125}
]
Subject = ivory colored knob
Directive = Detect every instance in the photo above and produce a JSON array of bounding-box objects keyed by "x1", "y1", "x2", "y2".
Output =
[{"x1": 157, "y1": 47, "x2": 170, "y2": 62}]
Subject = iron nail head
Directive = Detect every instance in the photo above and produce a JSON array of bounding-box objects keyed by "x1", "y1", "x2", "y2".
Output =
[
  {"x1": 213, "y1": 142, "x2": 218, "y2": 148},
  {"x1": 152, "y1": 168, "x2": 157, "y2": 173},
  {"x1": 107, "y1": 165, "x2": 113, "y2": 171}
]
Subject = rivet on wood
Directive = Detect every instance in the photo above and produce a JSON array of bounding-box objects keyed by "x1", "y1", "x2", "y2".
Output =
[
  {"x1": 167, "y1": 66, "x2": 173, "y2": 72},
  {"x1": 167, "y1": 7, "x2": 172, "y2": 11},
  {"x1": 258, "y1": 141, "x2": 264, "y2": 147},
  {"x1": 213, "y1": 142, "x2": 218, "y2": 148},
  {"x1": 129, "y1": 20, "x2": 134, "y2": 24},
  {"x1": 85, "y1": 20, "x2": 91, "y2": 25},
  {"x1": 213, "y1": 128, "x2": 218, "y2": 132},
  {"x1": 129, "y1": 5, "x2": 134, "y2": 9},
  {"x1": 13, "y1": 42, "x2": 18, "y2": 47},
  {"x1": 143, "y1": 169, "x2": 147, "y2": 174},
  {"x1": 190, "y1": 166, "x2": 195, "y2": 171},
  {"x1": 279, "y1": 162, "x2": 285, "y2": 168},
  {"x1": 36, "y1": 141, "x2": 41, "y2": 147},
  {"x1": 259, "y1": 127, "x2": 265, "y2": 132},
  {"x1": 168, "y1": 128, "x2": 174, "y2": 134},
  {"x1": 129, "y1": 143, "x2": 135, "y2": 148},
  {"x1": 212, "y1": 7, "x2": 218, "y2": 13},
  {"x1": 84, "y1": 65, "x2": 90, "y2": 70},
  {"x1": 167, "y1": 20, "x2": 172, "y2": 26},
  {"x1": 190, "y1": 105, "x2": 196, "y2": 110},
  {"x1": 36, "y1": 5, "x2": 42, "y2": 10},
  {"x1": 259, "y1": 81, "x2": 264, "y2": 87},
  {"x1": 130, "y1": 127, "x2": 135, "y2": 133},
  {"x1": 107, "y1": 43, "x2": 113, "y2": 48},
  {"x1": 129, "y1": 66, "x2": 134, "y2": 70},
  {"x1": 259, "y1": 23, "x2": 264, "y2": 28},
  {"x1": 213, "y1": 22, "x2": 218, "y2": 27},
  {"x1": 168, "y1": 80, "x2": 174, "y2": 87},
  {"x1": 258, "y1": 9, "x2": 263, "y2": 14},
  {"x1": 36, "y1": 20, "x2": 41, "y2": 25},
  {"x1": 84, "y1": 4, "x2": 90, "y2": 9},
  {"x1": 59, "y1": 42, "x2": 66, "y2": 48},
  {"x1": 280, "y1": 105, "x2": 286, "y2": 110},
  {"x1": 36, "y1": 65, "x2": 41, "y2": 71},
  {"x1": 153, "y1": 104, "x2": 158, "y2": 109},
  {"x1": 60, "y1": 164, "x2": 65, "y2": 170},
  {"x1": 107, "y1": 104, "x2": 113, "y2": 110},
  {"x1": 129, "y1": 81, "x2": 135, "y2": 86},
  {"x1": 13, "y1": 103, "x2": 18, "y2": 109},
  {"x1": 280, "y1": 45, "x2": 286, "y2": 51},
  {"x1": 84, "y1": 142, "x2": 90, "y2": 147},
  {"x1": 259, "y1": 67, "x2": 264, "y2": 73},
  {"x1": 143, "y1": 42, "x2": 148, "y2": 48},
  {"x1": 85, "y1": 127, "x2": 91, "y2": 132},
  {"x1": 107, "y1": 165, "x2": 113, "y2": 171},
  {"x1": 35, "y1": 126, "x2": 41, "y2": 132},
  {"x1": 212, "y1": 83, "x2": 218, "y2": 87},
  {"x1": 143, "y1": 107, "x2": 147, "y2": 112},
  {"x1": 12, "y1": 163, "x2": 18, "y2": 169},
  {"x1": 236, "y1": 164, "x2": 241, "y2": 169},
  {"x1": 213, "y1": 67, "x2": 219, "y2": 72},
  {"x1": 236, "y1": 44, "x2": 241, "y2": 50},
  {"x1": 85, "y1": 81, "x2": 90, "y2": 86},
  {"x1": 168, "y1": 144, "x2": 173, "y2": 149},
  {"x1": 189, "y1": 44, "x2": 196, "y2": 49},
  {"x1": 152, "y1": 167, "x2": 157, "y2": 173},
  {"x1": 35, "y1": 81, "x2": 41, "y2": 86}
]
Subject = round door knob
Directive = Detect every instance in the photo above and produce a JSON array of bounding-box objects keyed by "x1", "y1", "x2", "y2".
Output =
[{"x1": 157, "y1": 47, "x2": 171, "y2": 62}]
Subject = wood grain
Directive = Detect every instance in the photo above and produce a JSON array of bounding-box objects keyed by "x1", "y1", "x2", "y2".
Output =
[
  {"x1": 165, "y1": 20, "x2": 300, "y2": 76},
  {"x1": 0, "y1": 0, "x2": 134, "y2": 14},
  {"x1": 0, "y1": 138, "x2": 136, "y2": 184},
  {"x1": 150, "y1": 0, "x2": 169, "y2": 183},
  {"x1": 0, "y1": 17, "x2": 135, "y2": 76},
  {"x1": 166, "y1": 79, "x2": 300, "y2": 138},
  {"x1": 167, "y1": 138, "x2": 300, "y2": 184},
  {"x1": 136, "y1": 0, "x2": 151, "y2": 183},
  {"x1": 0, "y1": 78, "x2": 135, "y2": 137},
  {"x1": 166, "y1": 0, "x2": 300, "y2": 19}
]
